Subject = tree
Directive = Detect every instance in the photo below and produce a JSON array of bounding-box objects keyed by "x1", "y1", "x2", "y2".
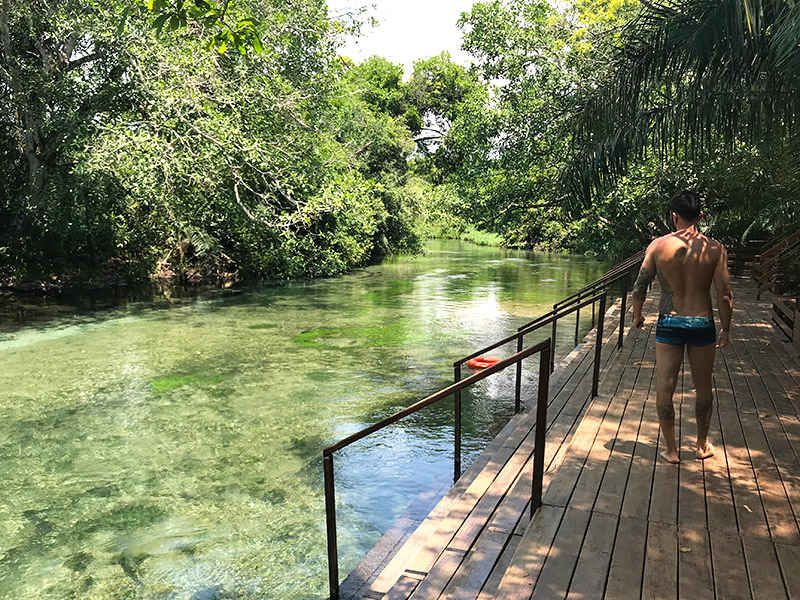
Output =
[
  {"x1": 406, "y1": 52, "x2": 482, "y2": 154},
  {"x1": 0, "y1": 0, "x2": 423, "y2": 283},
  {"x1": 568, "y1": 0, "x2": 800, "y2": 211}
]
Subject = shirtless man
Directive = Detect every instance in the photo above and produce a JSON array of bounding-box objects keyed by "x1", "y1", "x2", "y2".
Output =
[{"x1": 632, "y1": 190, "x2": 733, "y2": 464}]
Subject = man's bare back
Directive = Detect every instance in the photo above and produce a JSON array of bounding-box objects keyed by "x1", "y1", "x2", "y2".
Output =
[{"x1": 647, "y1": 229, "x2": 725, "y2": 318}]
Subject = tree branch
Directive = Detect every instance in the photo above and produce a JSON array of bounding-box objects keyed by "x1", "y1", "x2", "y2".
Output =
[{"x1": 65, "y1": 51, "x2": 100, "y2": 72}]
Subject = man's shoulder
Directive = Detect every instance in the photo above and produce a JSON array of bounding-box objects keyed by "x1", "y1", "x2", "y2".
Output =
[
  {"x1": 698, "y1": 234, "x2": 725, "y2": 253},
  {"x1": 648, "y1": 233, "x2": 677, "y2": 252}
]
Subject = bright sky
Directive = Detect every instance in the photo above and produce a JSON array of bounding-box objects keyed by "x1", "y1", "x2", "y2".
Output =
[{"x1": 327, "y1": 0, "x2": 478, "y2": 77}]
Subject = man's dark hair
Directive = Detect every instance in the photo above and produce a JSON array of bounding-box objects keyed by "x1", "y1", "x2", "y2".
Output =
[{"x1": 669, "y1": 190, "x2": 702, "y2": 222}]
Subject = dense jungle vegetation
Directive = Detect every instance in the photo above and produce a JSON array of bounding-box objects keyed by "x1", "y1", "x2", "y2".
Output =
[{"x1": 1, "y1": 0, "x2": 798, "y2": 284}]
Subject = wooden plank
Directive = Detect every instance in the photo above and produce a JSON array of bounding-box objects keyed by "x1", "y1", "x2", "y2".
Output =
[
  {"x1": 709, "y1": 530, "x2": 751, "y2": 600},
  {"x1": 475, "y1": 530, "x2": 524, "y2": 600},
  {"x1": 492, "y1": 505, "x2": 565, "y2": 600},
  {"x1": 528, "y1": 507, "x2": 592, "y2": 600},
  {"x1": 439, "y1": 529, "x2": 509, "y2": 600},
  {"x1": 648, "y1": 445, "x2": 680, "y2": 525},
  {"x1": 678, "y1": 364, "x2": 709, "y2": 533},
  {"x1": 406, "y1": 353, "x2": 620, "y2": 600},
  {"x1": 736, "y1": 303, "x2": 800, "y2": 472},
  {"x1": 677, "y1": 526, "x2": 713, "y2": 600},
  {"x1": 593, "y1": 353, "x2": 654, "y2": 516},
  {"x1": 404, "y1": 434, "x2": 542, "y2": 597},
  {"x1": 724, "y1": 331, "x2": 800, "y2": 546},
  {"x1": 564, "y1": 512, "x2": 618, "y2": 600},
  {"x1": 795, "y1": 309, "x2": 800, "y2": 349},
  {"x1": 604, "y1": 516, "x2": 647, "y2": 600},
  {"x1": 642, "y1": 521, "x2": 678, "y2": 600},
  {"x1": 342, "y1": 484, "x2": 450, "y2": 599},
  {"x1": 775, "y1": 543, "x2": 800, "y2": 599},
  {"x1": 442, "y1": 438, "x2": 560, "y2": 599},
  {"x1": 712, "y1": 364, "x2": 772, "y2": 541},
  {"x1": 382, "y1": 576, "x2": 420, "y2": 600},
  {"x1": 620, "y1": 389, "x2": 659, "y2": 521},
  {"x1": 774, "y1": 297, "x2": 794, "y2": 320},
  {"x1": 536, "y1": 314, "x2": 643, "y2": 509},
  {"x1": 365, "y1": 300, "x2": 629, "y2": 598},
  {"x1": 728, "y1": 304, "x2": 800, "y2": 549},
  {"x1": 366, "y1": 408, "x2": 537, "y2": 596},
  {"x1": 542, "y1": 393, "x2": 616, "y2": 508},
  {"x1": 568, "y1": 327, "x2": 652, "y2": 514},
  {"x1": 676, "y1": 363, "x2": 714, "y2": 600},
  {"x1": 410, "y1": 356, "x2": 612, "y2": 600},
  {"x1": 703, "y1": 395, "x2": 738, "y2": 533},
  {"x1": 742, "y1": 537, "x2": 788, "y2": 600},
  {"x1": 363, "y1": 274, "x2": 800, "y2": 600},
  {"x1": 551, "y1": 323, "x2": 652, "y2": 513},
  {"x1": 774, "y1": 314, "x2": 794, "y2": 339}
]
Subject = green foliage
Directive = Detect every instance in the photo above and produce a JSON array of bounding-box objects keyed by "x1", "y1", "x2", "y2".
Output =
[
  {"x1": 567, "y1": 0, "x2": 800, "y2": 205},
  {"x1": 5, "y1": 0, "x2": 793, "y2": 284},
  {"x1": 0, "y1": 0, "x2": 424, "y2": 284}
]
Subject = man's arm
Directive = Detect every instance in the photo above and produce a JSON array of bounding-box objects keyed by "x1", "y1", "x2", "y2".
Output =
[
  {"x1": 713, "y1": 244, "x2": 733, "y2": 348},
  {"x1": 632, "y1": 241, "x2": 657, "y2": 329}
]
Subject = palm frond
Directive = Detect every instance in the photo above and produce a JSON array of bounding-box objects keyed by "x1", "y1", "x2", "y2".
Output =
[{"x1": 566, "y1": 0, "x2": 800, "y2": 205}]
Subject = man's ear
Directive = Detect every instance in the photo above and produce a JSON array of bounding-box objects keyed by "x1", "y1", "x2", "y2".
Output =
[{"x1": 697, "y1": 210, "x2": 704, "y2": 222}]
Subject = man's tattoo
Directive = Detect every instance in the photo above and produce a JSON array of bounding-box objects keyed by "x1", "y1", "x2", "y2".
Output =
[
  {"x1": 657, "y1": 404, "x2": 675, "y2": 422},
  {"x1": 695, "y1": 398, "x2": 713, "y2": 439},
  {"x1": 655, "y1": 264, "x2": 675, "y2": 314},
  {"x1": 632, "y1": 267, "x2": 652, "y2": 302}
]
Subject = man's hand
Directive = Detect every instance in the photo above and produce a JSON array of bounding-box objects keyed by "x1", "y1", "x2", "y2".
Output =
[
  {"x1": 633, "y1": 314, "x2": 645, "y2": 330},
  {"x1": 716, "y1": 329, "x2": 731, "y2": 349}
]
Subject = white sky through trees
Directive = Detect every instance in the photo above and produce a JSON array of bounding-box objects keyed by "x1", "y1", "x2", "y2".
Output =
[{"x1": 327, "y1": 0, "x2": 477, "y2": 77}]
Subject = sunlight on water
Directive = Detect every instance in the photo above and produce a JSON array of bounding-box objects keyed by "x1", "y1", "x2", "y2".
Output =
[{"x1": 0, "y1": 241, "x2": 608, "y2": 599}]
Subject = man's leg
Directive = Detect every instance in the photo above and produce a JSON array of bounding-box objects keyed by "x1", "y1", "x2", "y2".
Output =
[
  {"x1": 655, "y1": 341, "x2": 684, "y2": 464},
  {"x1": 686, "y1": 343, "x2": 716, "y2": 459}
]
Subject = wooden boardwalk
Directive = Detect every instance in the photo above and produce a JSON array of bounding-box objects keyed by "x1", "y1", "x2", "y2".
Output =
[{"x1": 342, "y1": 276, "x2": 800, "y2": 600}]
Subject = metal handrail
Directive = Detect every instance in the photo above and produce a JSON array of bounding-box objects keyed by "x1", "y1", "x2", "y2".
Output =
[
  {"x1": 455, "y1": 291, "x2": 607, "y2": 368},
  {"x1": 452, "y1": 250, "x2": 644, "y2": 460},
  {"x1": 322, "y1": 338, "x2": 553, "y2": 600},
  {"x1": 505, "y1": 251, "x2": 642, "y2": 337},
  {"x1": 553, "y1": 250, "x2": 645, "y2": 311},
  {"x1": 456, "y1": 252, "x2": 642, "y2": 386},
  {"x1": 321, "y1": 249, "x2": 645, "y2": 599},
  {"x1": 453, "y1": 291, "x2": 606, "y2": 478}
]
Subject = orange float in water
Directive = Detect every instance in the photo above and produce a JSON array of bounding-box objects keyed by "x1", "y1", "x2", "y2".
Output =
[{"x1": 466, "y1": 356, "x2": 501, "y2": 369}]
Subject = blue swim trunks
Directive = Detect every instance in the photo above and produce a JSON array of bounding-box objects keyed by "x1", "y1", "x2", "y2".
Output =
[{"x1": 655, "y1": 314, "x2": 716, "y2": 347}]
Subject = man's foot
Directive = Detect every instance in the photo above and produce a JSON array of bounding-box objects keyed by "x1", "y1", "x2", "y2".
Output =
[
  {"x1": 696, "y1": 442, "x2": 715, "y2": 460},
  {"x1": 660, "y1": 449, "x2": 681, "y2": 464}
]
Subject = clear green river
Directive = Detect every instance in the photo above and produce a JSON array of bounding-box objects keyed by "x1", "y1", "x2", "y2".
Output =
[{"x1": 0, "y1": 241, "x2": 609, "y2": 600}]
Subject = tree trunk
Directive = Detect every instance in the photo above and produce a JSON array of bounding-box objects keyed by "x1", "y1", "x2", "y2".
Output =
[{"x1": 0, "y1": 0, "x2": 45, "y2": 205}]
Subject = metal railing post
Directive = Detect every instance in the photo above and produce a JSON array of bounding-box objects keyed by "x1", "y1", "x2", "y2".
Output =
[
  {"x1": 324, "y1": 455, "x2": 339, "y2": 600},
  {"x1": 454, "y1": 364, "x2": 462, "y2": 481},
  {"x1": 454, "y1": 389, "x2": 462, "y2": 482},
  {"x1": 531, "y1": 339, "x2": 551, "y2": 519},
  {"x1": 550, "y1": 304, "x2": 557, "y2": 372},
  {"x1": 592, "y1": 294, "x2": 607, "y2": 398},
  {"x1": 574, "y1": 307, "x2": 580, "y2": 346},
  {"x1": 514, "y1": 334, "x2": 524, "y2": 413},
  {"x1": 618, "y1": 272, "x2": 629, "y2": 349}
]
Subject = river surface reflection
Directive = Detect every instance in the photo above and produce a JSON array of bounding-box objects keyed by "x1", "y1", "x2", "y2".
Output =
[{"x1": 0, "y1": 241, "x2": 608, "y2": 599}]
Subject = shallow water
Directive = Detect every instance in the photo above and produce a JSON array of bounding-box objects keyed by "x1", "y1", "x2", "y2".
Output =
[{"x1": 0, "y1": 241, "x2": 609, "y2": 599}]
